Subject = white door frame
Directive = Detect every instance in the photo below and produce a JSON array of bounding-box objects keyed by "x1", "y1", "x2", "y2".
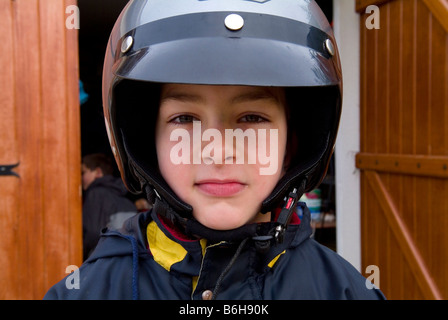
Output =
[{"x1": 333, "y1": 0, "x2": 362, "y2": 271}]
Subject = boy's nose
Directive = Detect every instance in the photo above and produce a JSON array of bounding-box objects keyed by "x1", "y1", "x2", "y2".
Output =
[
  {"x1": 198, "y1": 122, "x2": 239, "y2": 166},
  {"x1": 202, "y1": 135, "x2": 237, "y2": 166}
]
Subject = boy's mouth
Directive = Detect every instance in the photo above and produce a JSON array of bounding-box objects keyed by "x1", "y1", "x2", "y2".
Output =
[{"x1": 195, "y1": 180, "x2": 247, "y2": 197}]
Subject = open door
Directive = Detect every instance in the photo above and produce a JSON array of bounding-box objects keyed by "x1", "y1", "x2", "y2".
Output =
[
  {"x1": 0, "y1": 0, "x2": 82, "y2": 299},
  {"x1": 356, "y1": 0, "x2": 448, "y2": 299}
]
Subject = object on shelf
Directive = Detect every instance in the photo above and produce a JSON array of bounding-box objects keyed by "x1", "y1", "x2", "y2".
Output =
[{"x1": 299, "y1": 189, "x2": 322, "y2": 222}]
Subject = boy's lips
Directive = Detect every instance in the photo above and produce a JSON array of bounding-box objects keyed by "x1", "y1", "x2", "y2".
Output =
[{"x1": 195, "y1": 180, "x2": 247, "y2": 197}]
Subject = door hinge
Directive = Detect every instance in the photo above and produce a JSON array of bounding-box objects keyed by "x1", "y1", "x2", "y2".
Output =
[{"x1": 0, "y1": 162, "x2": 20, "y2": 178}]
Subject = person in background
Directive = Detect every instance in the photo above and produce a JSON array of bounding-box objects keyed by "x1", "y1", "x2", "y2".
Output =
[{"x1": 81, "y1": 153, "x2": 137, "y2": 260}]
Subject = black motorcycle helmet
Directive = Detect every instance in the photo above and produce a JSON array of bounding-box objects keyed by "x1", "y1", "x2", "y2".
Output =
[{"x1": 102, "y1": 0, "x2": 342, "y2": 232}]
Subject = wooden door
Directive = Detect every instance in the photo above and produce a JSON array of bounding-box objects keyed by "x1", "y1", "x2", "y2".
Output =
[
  {"x1": 356, "y1": 0, "x2": 448, "y2": 299},
  {"x1": 0, "y1": 0, "x2": 82, "y2": 299}
]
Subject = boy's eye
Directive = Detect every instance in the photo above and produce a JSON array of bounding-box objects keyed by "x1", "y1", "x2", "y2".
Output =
[
  {"x1": 170, "y1": 115, "x2": 198, "y2": 124},
  {"x1": 239, "y1": 114, "x2": 268, "y2": 123}
]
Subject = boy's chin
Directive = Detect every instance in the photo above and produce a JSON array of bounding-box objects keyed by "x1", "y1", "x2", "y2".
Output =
[
  {"x1": 193, "y1": 207, "x2": 258, "y2": 231},
  {"x1": 194, "y1": 216, "x2": 247, "y2": 231}
]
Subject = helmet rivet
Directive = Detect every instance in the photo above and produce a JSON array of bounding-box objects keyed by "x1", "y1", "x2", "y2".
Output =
[
  {"x1": 324, "y1": 39, "x2": 335, "y2": 57},
  {"x1": 225, "y1": 14, "x2": 244, "y2": 31},
  {"x1": 121, "y1": 36, "x2": 134, "y2": 54}
]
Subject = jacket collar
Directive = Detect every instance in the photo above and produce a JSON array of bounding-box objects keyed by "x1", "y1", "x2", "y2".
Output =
[{"x1": 86, "y1": 202, "x2": 313, "y2": 264}]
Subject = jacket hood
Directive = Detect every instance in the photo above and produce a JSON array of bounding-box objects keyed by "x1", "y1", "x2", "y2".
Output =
[
  {"x1": 86, "y1": 203, "x2": 311, "y2": 300},
  {"x1": 88, "y1": 202, "x2": 313, "y2": 262},
  {"x1": 85, "y1": 202, "x2": 313, "y2": 300},
  {"x1": 86, "y1": 209, "x2": 151, "y2": 262}
]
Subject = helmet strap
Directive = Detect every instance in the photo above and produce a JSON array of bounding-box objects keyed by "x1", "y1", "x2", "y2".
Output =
[{"x1": 273, "y1": 179, "x2": 307, "y2": 244}]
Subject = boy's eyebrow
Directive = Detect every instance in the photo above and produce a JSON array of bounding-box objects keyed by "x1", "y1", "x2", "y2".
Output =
[
  {"x1": 231, "y1": 89, "x2": 281, "y2": 104},
  {"x1": 160, "y1": 92, "x2": 205, "y2": 104}
]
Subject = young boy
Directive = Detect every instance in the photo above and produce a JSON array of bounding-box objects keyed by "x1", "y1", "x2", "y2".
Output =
[
  {"x1": 45, "y1": 0, "x2": 385, "y2": 300},
  {"x1": 81, "y1": 153, "x2": 137, "y2": 260}
]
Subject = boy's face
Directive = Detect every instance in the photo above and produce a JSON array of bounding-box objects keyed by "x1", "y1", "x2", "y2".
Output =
[
  {"x1": 81, "y1": 164, "x2": 103, "y2": 191},
  {"x1": 155, "y1": 84, "x2": 287, "y2": 230}
]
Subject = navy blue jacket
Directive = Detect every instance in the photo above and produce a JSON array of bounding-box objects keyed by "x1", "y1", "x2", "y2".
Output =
[{"x1": 44, "y1": 203, "x2": 385, "y2": 300}]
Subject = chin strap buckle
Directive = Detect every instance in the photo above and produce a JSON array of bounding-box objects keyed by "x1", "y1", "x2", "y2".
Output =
[{"x1": 274, "y1": 187, "x2": 299, "y2": 244}]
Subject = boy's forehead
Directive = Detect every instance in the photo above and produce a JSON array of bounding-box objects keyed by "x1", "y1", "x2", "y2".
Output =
[{"x1": 160, "y1": 84, "x2": 284, "y2": 104}]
